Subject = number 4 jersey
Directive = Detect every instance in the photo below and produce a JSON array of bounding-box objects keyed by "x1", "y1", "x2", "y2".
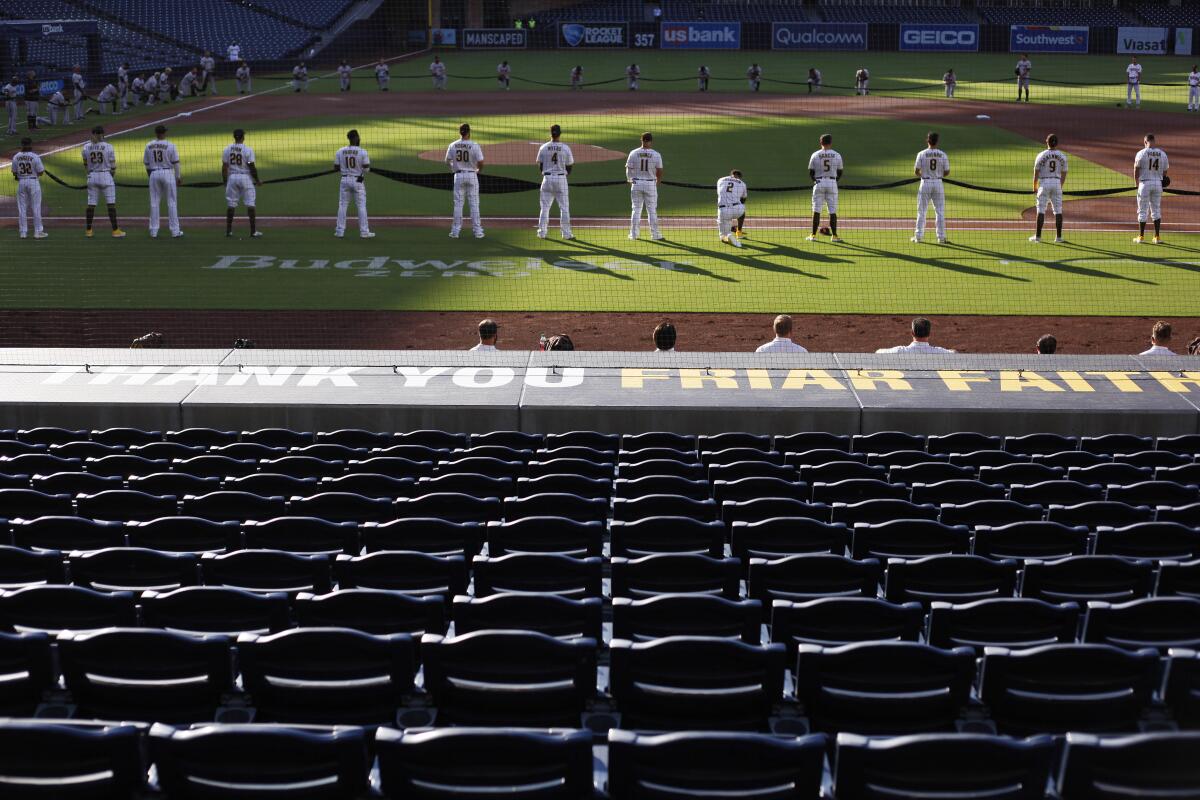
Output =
[
  {"x1": 537, "y1": 141, "x2": 574, "y2": 176},
  {"x1": 334, "y1": 145, "x2": 370, "y2": 177},
  {"x1": 914, "y1": 147, "x2": 949, "y2": 180}
]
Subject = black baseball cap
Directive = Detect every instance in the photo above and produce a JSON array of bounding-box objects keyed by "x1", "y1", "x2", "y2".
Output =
[
  {"x1": 550, "y1": 124, "x2": 561, "y2": 136},
  {"x1": 91, "y1": 125, "x2": 104, "y2": 135},
  {"x1": 155, "y1": 124, "x2": 167, "y2": 135}
]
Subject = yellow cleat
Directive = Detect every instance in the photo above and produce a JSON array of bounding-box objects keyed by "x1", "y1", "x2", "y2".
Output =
[
  {"x1": 85, "y1": 229, "x2": 94, "y2": 238},
  {"x1": 1133, "y1": 235, "x2": 1144, "y2": 244},
  {"x1": 830, "y1": 235, "x2": 844, "y2": 243},
  {"x1": 1152, "y1": 236, "x2": 1162, "y2": 244},
  {"x1": 734, "y1": 230, "x2": 745, "y2": 239},
  {"x1": 111, "y1": 229, "x2": 126, "y2": 238},
  {"x1": 719, "y1": 235, "x2": 731, "y2": 244}
]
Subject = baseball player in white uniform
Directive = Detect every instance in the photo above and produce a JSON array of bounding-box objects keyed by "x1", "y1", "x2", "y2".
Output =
[
  {"x1": 911, "y1": 131, "x2": 949, "y2": 244},
  {"x1": 807, "y1": 133, "x2": 843, "y2": 242},
  {"x1": 445, "y1": 123, "x2": 485, "y2": 239},
  {"x1": 497, "y1": 61, "x2": 511, "y2": 90},
  {"x1": 943, "y1": 69, "x2": 956, "y2": 98},
  {"x1": 1016, "y1": 54, "x2": 1031, "y2": 102},
  {"x1": 117, "y1": 63, "x2": 129, "y2": 109},
  {"x1": 177, "y1": 68, "x2": 199, "y2": 99},
  {"x1": 570, "y1": 65, "x2": 583, "y2": 90},
  {"x1": 626, "y1": 132, "x2": 663, "y2": 240},
  {"x1": 292, "y1": 62, "x2": 308, "y2": 92},
  {"x1": 70, "y1": 66, "x2": 86, "y2": 120},
  {"x1": 333, "y1": 129, "x2": 374, "y2": 238},
  {"x1": 1189, "y1": 65, "x2": 1200, "y2": 111},
  {"x1": 223, "y1": 128, "x2": 262, "y2": 238},
  {"x1": 143, "y1": 124, "x2": 182, "y2": 238},
  {"x1": 95, "y1": 83, "x2": 118, "y2": 114},
  {"x1": 698, "y1": 65, "x2": 710, "y2": 91},
  {"x1": 1031, "y1": 133, "x2": 1068, "y2": 243},
  {"x1": 535, "y1": 124, "x2": 573, "y2": 240},
  {"x1": 747, "y1": 63, "x2": 763, "y2": 92},
  {"x1": 131, "y1": 74, "x2": 146, "y2": 106},
  {"x1": 227, "y1": 43, "x2": 241, "y2": 62},
  {"x1": 82, "y1": 126, "x2": 125, "y2": 238},
  {"x1": 430, "y1": 56, "x2": 447, "y2": 90},
  {"x1": 856, "y1": 67, "x2": 870, "y2": 95},
  {"x1": 807, "y1": 67, "x2": 822, "y2": 94},
  {"x1": 375, "y1": 61, "x2": 390, "y2": 91},
  {"x1": 47, "y1": 89, "x2": 71, "y2": 125},
  {"x1": 200, "y1": 52, "x2": 217, "y2": 94},
  {"x1": 1133, "y1": 133, "x2": 1169, "y2": 244},
  {"x1": 1126, "y1": 57, "x2": 1142, "y2": 108},
  {"x1": 11, "y1": 138, "x2": 47, "y2": 239},
  {"x1": 338, "y1": 61, "x2": 352, "y2": 91},
  {"x1": 717, "y1": 169, "x2": 746, "y2": 248},
  {"x1": 626, "y1": 64, "x2": 640, "y2": 91},
  {"x1": 235, "y1": 63, "x2": 251, "y2": 94},
  {"x1": 2, "y1": 76, "x2": 18, "y2": 135},
  {"x1": 157, "y1": 68, "x2": 172, "y2": 103}
]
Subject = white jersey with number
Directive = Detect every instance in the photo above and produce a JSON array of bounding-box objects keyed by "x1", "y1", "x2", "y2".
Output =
[
  {"x1": 445, "y1": 138, "x2": 484, "y2": 172},
  {"x1": 430, "y1": 62, "x2": 446, "y2": 77},
  {"x1": 71, "y1": 73, "x2": 85, "y2": 93},
  {"x1": 1190, "y1": 71, "x2": 1200, "y2": 87},
  {"x1": 1034, "y1": 148, "x2": 1068, "y2": 181},
  {"x1": 293, "y1": 66, "x2": 307, "y2": 80},
  {"x1": 375, "y1": 64, "x2": 388, "y2": 80},
  {"x1": 626, "y1": 66, "x2": 640, "y2": 78},
  {"x1": 1016, "y1": 59, "x2": 1031, "y2": 77},
  {"x1": 143, "y1": 140, "x2": 179, "y2": 171},
  {"x1": 334, "y1": 145, "x2": 369, "y2": 177},
  {"x1": 537, "y1": 141, "x2": 574, "y2": 176},
  {"x1": 201, "y1": 56, "x2": 215, "y2": 73},
  {"x1": 716, "y1": 175, "x2": 746, "y2": 205},
  {"x1": 626, "y1": 147, "x2": 662, "y2": 181},
  {"x1": 227, "y1": 45, "x2": 240, "y2": 61},
  {"x1": 808, "y1": 148, "x2": 843, "y2": 181},
  {"x1": 1135, "y1": 146, "x2": 1168, "y2": 183},
  {"x1": 914, "y1": 147, "x2": 949, "y2": 180},
  {"x1": 236, "y1": 66, "x2": 250, "y2": 82},
  {"x1": 1127, "y1": 63, "x2": 1142, "y2": 83},
  {"x1": 338, "y1": 65, "x2": 352, "y2": 80},
  {"x1": 11, "y1": 151, "x2": 44, "y2": 179},
  {"x1": 82, "y1": 141, "x2": 116, "y2": 172},
  {"x1": 223, "y1": 143, "x2": 255, "y2": 175},
  {"x1": 747, "y1": 66, "x2": 762, "y2": 79}
]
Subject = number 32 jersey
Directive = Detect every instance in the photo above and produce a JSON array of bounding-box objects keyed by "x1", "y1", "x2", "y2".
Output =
[{"x1": 334, "y1": 145, "x2": 370, "y2": 177}]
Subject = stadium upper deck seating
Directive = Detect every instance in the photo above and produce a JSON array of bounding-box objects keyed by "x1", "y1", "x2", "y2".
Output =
[
  {"x1": 819, "y1": 4, "x2": 972, "y2": 23},
  {"x1": 979, "y1": 5, "x2": 1139, "y2": 27}
]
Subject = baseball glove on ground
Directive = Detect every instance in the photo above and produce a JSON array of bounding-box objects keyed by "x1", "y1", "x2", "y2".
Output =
[
  {"x1": 819, "y1": 226, "x2": 832, "y2": 236},
  {"x1": 1163, "y1": 175, "x2": 1171, "y2": 187}
]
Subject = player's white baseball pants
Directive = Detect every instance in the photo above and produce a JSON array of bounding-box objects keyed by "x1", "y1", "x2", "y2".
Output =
[
  {"x1": 628, "y1": 78, "x2": 639, "y2": 90},
  {"x1": 341, "y1": 76, "x2": 351, "y2": 91},
  {"x1": 378, "y1": 77, "x2": 389, "y2": 91},
  {"x1": 49, "y1": 104, "x2": 70, "y2": 125},
  {"x1": 1137, "y1": 181, "x2": 1163, "y2": 222},
  {"x1": 914, "y1": 179, "x2": 946, "y2": 241},
  {"x1": 292, "y1": 78, "x2": 308, "y2": 92},
  {"x1": 25, "y1": 100, "x2": 38, "y2": 120},
  {"x1": 433, "y1": 75, "x2": 447, "y2": 90},
  {"x1": 4, "y1": 101, "x2": 16, "y2": 134},
  {"x1": 1190, "y1": 86, "x2": 1199, "y2": 109},
  {"x1": 451, "y1": 171, "x2": 482, "y2": 236},
  {"x1": 718, "y1": 202, "x2": 744, "y2": 238},
  {"x1": 857, "y1": 80, "x2": 868, "y2": 95},
  {"x1": 1035, "y1": 180, "x2": 1063, "y2": 215},
  {"x1": 336, "y1": 177, "x2": 369, "y2": 236},
  {"x1": 236, "y1": 78, "x2": 251, "y2": 94},
  {"x1": 87, "y1": 172, "x2": 116, "y2": 206},
  {"x1": 118, "y1": 84, "x2": 128, "y2": 109},
  {"x1": 629, "y1": 181, "x2": 660, "y2": 238},
  {"x1": 15, "y1": 179, "x2": 43, "y2": 236},
  {"x1": 1018, "y1": 77, "x2": 1030, "y2": 96},
  {"x1": 1127, "y1": 82, "x2": 1141, "y2": 105},
  {"x1": 148, "y1": 170, "x2": 180, "y2": 235},
  {"x1": 945, "y1": 84, "x2": 955, "y2": 97},
  {"x1": 226, "y1": 174, "x2": 256, "y2": 208},
  {"x1": 538, "y1": 175, "x2": 571, "y2": 237},
  {"x1": 73, "y1": 89, "x2": 84, "y2": 119},
  {"x1": 812, "y1": 180, "x2": 839, "y2": 214}
]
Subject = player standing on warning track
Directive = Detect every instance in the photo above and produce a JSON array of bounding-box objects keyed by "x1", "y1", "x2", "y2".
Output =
[
  {"x1": 911, "y1": 131, "x2": 949, "y2": 244},
  {"x1": 235, "y1": 62, "x2": 251, "y2": 95},
  {"x1": 223, "y1": 128, "x2": 262, "y2": 239},
  {"x1": 1133, "y1": 133, "x2": 1169, "y2": 244},
  {"x1": 333, "y1": 129, "x2": 374, "y2": 239},
  {"x1": 717, "y1": 169, "x2": 746, "y2": 249},
  {"x1": 11, "y1": 138, "x2": 47, "y2": 239},
  {"x1": 697, "y1": 65, "x2": 710, "y2": 91},
  {"x1": 943, "y1": 68, "x2": 956, "y2": 98},
  {"x1": 1015, "y1": 53, "x2": 1031, "y2": 102},
  {"x1": 144, "y1": 124, "x2": 183, "y2": 238},
  {"x1": 497, "y1": 61, "x2": 511, "y2": 90},
  {"x1": 1125, "y1": 56, "x2": 1142, "y2": 109},
  {"x1": 1030, "y1": 133, "x2": 1067, "y2": 243},
  {"x1": 1189, "y1": 65, "x2": 1200, "y2": 111},
  {"x1": 856, "y1": 67, "x2": 870, "y2": 95},
  {"x1": 807, "y1": 133, "x2": 843, "y2": 242},
  {"x1": 626, "y1": 63, "x2": 640, "y2": 91},
  {"x1": 24, "y1": 71, "x2": 40, "y2": 130},
  {"x1": 375, "y1": 60, "x2": 390, "y2": 91},
  {"x1": 70, "y1": 65, "x2": 86, "y2": 121},
  {"x1": 2, "y1": 76, "x2": 18, "y2": 135},
  {"x1": 337, "y1": 61, "x2": 352, "y2": 91},
  {"x1": 445, "y1": 122, "x2": 485, "y2": 239},
  {"x1": 292, "y1": 62, "x2": 308, "y2": 92},
  {"x1": 570, "y1": 65, "x2": 583, "y2": 90},
  {"x1": 626, "y1": 131, "x2": 663, "y2": 241},
  {"x1": 430, "y1": 56, "x2": 447, "y2": 90},
  {"x1": 747, "y1": 63, "x2": 762, "y2": 92},
  {"x1": 82, "y1": 125, "x2": 125, "y2": 239},
  {"x1": 535, "y1": 124, "x2": 574, "y2": 240}
]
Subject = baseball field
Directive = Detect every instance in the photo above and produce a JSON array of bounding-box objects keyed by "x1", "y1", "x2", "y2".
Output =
[{"x1": 4, "y1": 50, "x2": 1200, "y2": 352}]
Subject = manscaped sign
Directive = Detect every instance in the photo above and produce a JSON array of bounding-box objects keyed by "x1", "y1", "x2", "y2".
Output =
[{"x1": 461, "y1": 28, "x2": 527, "y2": 49}]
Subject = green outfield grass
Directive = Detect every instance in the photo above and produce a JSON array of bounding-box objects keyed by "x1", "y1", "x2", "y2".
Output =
[
  {"x1": 20, "y1": 112, "x2": 1130, "y2": 221},
  {"x1": 6, "y1": 227, "x2": 1199, "y2": 316}
]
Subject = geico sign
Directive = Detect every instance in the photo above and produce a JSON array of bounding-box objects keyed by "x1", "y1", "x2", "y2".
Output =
[{"x1": 903, "y1": 29, "x2": 975, "y2": 47}]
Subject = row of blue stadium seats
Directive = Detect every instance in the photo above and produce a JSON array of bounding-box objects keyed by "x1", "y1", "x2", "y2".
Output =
[
  {"x1": 1, "y1": 546, "x2": 1196, "y2": 605},
  {"x1": 979, "y1": 5, "x2": 1140, "y2": 26},
  {"x1": 0, "y1": 625, "x2": 1197, "y2": 732},
  {"x1": 1, "y1": 721, "x2": 1194, "y2": 799}
]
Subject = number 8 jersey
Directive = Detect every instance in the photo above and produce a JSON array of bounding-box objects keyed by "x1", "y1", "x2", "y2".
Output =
[
  {"x1": 914, "y1": 147, "x2": 949, "y2": 180},
  {"x1": 334, "y1": 145, "x2": 370, "y2": 177}
]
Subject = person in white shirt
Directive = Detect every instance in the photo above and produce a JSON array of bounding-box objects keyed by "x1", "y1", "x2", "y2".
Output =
[
  {"x1": 430, "y1": 56, "x2": 447, "y2": 90},
  {"x1": 177, "y1": 68, "x2": 199, "y2": 99},
  {"x1": 11, "y1": 138, "x2": 47, "y2": 239},
  {"x1": 3, "y1": 76, "x2": 19, "y2": 135},
  {"x1": 338, "y1": 61, "x2": 352, "y2": 92},
  {"x1": 235, "y1": 62, "x2": 251, "y2": 95},
  {"x1": 200, "y1": 52, "x2": 217, "y2": 95},
  {"x1": 375, "y1": 60, "x2": 390, "y2": 91},
  {"x1": 807, "y1": 133, "x2": 843, "y2": 242},
  {"x1": 653, "y1": 321, "x2": 676, "y2": 352},
  {"x1": 876, "y1": 318, "x2": 955, "y2": 354},
  {"x1": 570, "y1": 65, "x2": 583, "y2": 90},
  {"x1": 1133, "y1": 133, "x2": 1169, "y2": 244},
  {"x1": 157, "y1": 68, "x2": 173, "y2": 103},
  {"x1": 1189, "y1": 65, "x2": 1200, "y2": 111},
  {"x1": 855, "y1": 67, "x2": 869, "y2": 96},
  {"x1": 536, "y1": 124, "x2": 574, "y2": 240},
  {"x1": 333, "y1": 128, "x2": 374, "y2": 239},
  {"x1": 807, "y1": 67, "x2": 822, "y2": 94},
  {"x1": 222, "y1": 128, "x2": 262, "y2": 238},
  {"x1": 292, "y1": 62, "x2": 308, "y2": 93},
  {"x1": 446, "y1": 122, "x2": 486, "y2": 239},
  {"x1": 626, "y1": 63, "x2": 640, "y2": 91},
  {"x1": 143, "y1": 124, "x2": 182, "y2": 238},
  {"x1": 943, "y1": 68, "x2": 956, "y2": 98},
  {"x1": 227, "y1": 43, "x2": 241, "y2": 63},
  {"x1": 470, "y1": 319, "x2": 499, "y2": 351},
  {"x1": 1030, "y1": 133, "x2": 1068, "y2": 243},
  {"x1": 131, "y1": 74, "x2": 146, "y2": 106},
  {"x1": 95, "y1": 83, "x2": 118, "y2": 114},
  {"x1": 1015, "y1": 54, "x2": 1031, "y2": 102},
  {"x1": 47, "y1": 89, "x2": 71, "y2": 126},
  {"x1": 1139, "y1": 321, "x2": 1176, "y2": 356},
  {"x1": 70, "y1": 65, "x2": 86, "y2": 120},
  {"x1": 82, "y1": 125, "x2": 125, "y2": 238},
  {"x1": 716, "y1": 169, "x2": 746, "y2": 248},
  {"x1": 912, "y1": 131, "x2": 950, "y2": 244},
  {"x1": 747, "y1": 63, "x2": 763, "y2": 92},
  {"x1": 698, "y1": 65, "x2": 710, "y2": 92},
  {"x1": 117, "y1": 63, "x2": 129, "y2": 109},
  {"x1": 1125, "y1": 57, "x2": 1142, "y2": 108},
  {"x1": 755, "y1": 315, "x2": 808, "y2": 353},
  {"x1": 626, "y1": 131, "x2": 663, "y2": 241},
  {"x1": 497, "y1": 61, "x2": 511, "y2": 90}
]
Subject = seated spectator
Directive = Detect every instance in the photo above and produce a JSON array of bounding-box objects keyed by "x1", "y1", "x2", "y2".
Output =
[
  {"x1": 755, "y1": 314, "x2": 808, "y2": 353},
  {"x1": 1189, "y1": 335, "x2": 1199, "y2": 356},
  {"x1": 130, "y1": 332, "x2": 164, "y2": 348},
  {"x1": 547, "y1": 334, "x2": 574, "y2": 351},
  {"x1": 471, "y1": 319, "x2": 499, "y2": 351},
  {"x1": 1139, "y1": 321, "x2": 1175, "y2": 356},
  {"x1": 653, "y1": 321, "x2": 677, "y2": 352},
  {"x1": 1036, "y1": 334, "x2": 1057, "y2": 354},
  {"x1": 875, "y1": 317, "x2": 955, "y2": 354}
]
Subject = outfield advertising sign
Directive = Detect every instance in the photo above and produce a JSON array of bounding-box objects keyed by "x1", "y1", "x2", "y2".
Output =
[
  {"x1": 558, "y1": 22, "x2": 628, "y2": 48},
  {"x1": 461, "y1": 28, "x2": 527, "y2": 49},
  {"x1": 1117, "y1": 26, "x2": 1169, "y2": 54},
  {"x1": 1177, "y1": 28, "x2": 1193, "y2": 56},
  {"x1": 900, "y1": 24, "x2": 979, "y2": 52},
  {"x1": 1009, "y1": 25, "x2": 1089, "y2": 54},
  {"x1": 660, "y1": 21, "x2": 741, "y2": 50},
  {"x1": 772, "y1": 22, "x2": 867, "y2": 52}
]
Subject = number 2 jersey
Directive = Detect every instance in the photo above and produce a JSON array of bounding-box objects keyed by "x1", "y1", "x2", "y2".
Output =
[
  {"x1": 1134, "y1": 146, "x2": 1168, "y2": 184},
  {"x1": 914, "y1": 147, "x2": 949, "y2": 180},
  {"x1": 334, "y1": 145, "x2": 369, "y2": 177},
  {"x1": 716, "y1": 175, "x2": 746, "y2": 206}
]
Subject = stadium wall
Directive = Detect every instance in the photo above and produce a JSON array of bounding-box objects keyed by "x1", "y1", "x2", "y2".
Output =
[{"x1": 3, "y1": 350, "x2": 1197, "y2": 436}]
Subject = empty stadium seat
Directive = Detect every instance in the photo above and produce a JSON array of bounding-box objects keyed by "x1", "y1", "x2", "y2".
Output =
[
  {"x1": 180, "y1": 491, "x2": 287, "y2": 522},
  {"x1": 885, "y1": 555, "x2": 1018, "y2": 606},
  {"x1": 0, "y1": 631, "x2": 54, "y2": 715},
  {"x1": 504, "y1": 492, "x2": 608, "y2": 523},
  {"x1": 609, "y1": 517, "x2": 724, "y2": 558},
  {"x1": 832, "y1": 499, "x2": 938, "y2": 526},
  {"x1": 474, "y1": 553, "x2": 602, "y2": 597},
  {"x1": 1158, "y1": 559, "x2": 1200, "y2": 598},
  {"x1": 488, "y1": 517, "x2": 604, "y2": 558},
  {"x1": 730, "y1": 518, "x2": 849, "y2": 561},
  {"x1": 454, "y1": 593, "x2": 603, "y2": 641},
  {"x1": 1021, "y1": 556, "x2": 1155, "y2": 603},
  {"x1": 200, "y1": 550, "x2": 332, "y2": 594},
  {"x1": 1057, "y1": 731, "x2": 1200, "y2": 799},
  {"x1": 0, "y1": 546, "x2": 66, "y2": 589},
  {"x1": 1095, "y1": 522, "x2": 1200, "y2": 561},
  {"x1": 612, "y1": 594, "x2": 761, "y2": 643},
  {"x1": 12, "y1": 516, "x2": 126, "y2": 551},
  {"x1": 126, "y1": 517, "x2": 240, "y2": 554},
  {"x1": 1082, "y1": 597, "x2": 1200, "y2": 651},
  {"x1": 0, "y1": 719, "x2": 145, "y2": 798},
  {"x1": 69, "y1": 547, "x2": 198, "y2": 592},
  {"x1": 850, "y1": 519, "x2": 971, "y2": 560},
  {"x1": 1046, "y1": 500, "x2": 1153, "y2": 528},
  {"x1": 31, "y1": 471, "x2": 120, "y2": 495},
  {"x1": 797, "y1": 460, "x2": 884, "y2": 483},
  {"x1": 973, "y1": 521, "x2": 1091, "y2": 560},
  {"x1": 241, "y1": 516, "x2": 358, "y2": 555},
  {"x1": 723, "y1": 498, "x2": 829, "y2": 525},
  {"x1": 140, "y1": 586, "x2": 290, "y2": 636},
  {"x1": 613, "y1": 554, "x2": 740, "y2": 599},
  {"x1": 77, "y1": 490, "x2": 178, "y2": 522},
  {"x1": 294, "y1": 589, "x2": 446, "y2": 636},
  {"x1": 926, "y1": 598, "x2": 1079, "y2": 651},
  {"x1": 360, "y1": 518, "x2": 483, "y2": 557},
  {"x1": 0, "y1": 585, "x2": 136, "y2": 633},
  {"x1": 749, "y1": 555, "x2": 882, "y2": 602},
  {"x1": 613, "y1": 494, "x2": 718, "y2": 522},
  {"x1": 940, "y1": 500, "x2": 1043, "y2": 527},
  {"x1": 771, "y1": 597, "x2": 922, "y2": 654},
  {"x1": 911, "y1": 479, "x2": 1005, "y2": 505},
  {"x1": 336, "y1": 552, "x2": 467, "y2": 597},
  {"x1": 241, "y1": 428, "x2": 313, "y2": 448}
]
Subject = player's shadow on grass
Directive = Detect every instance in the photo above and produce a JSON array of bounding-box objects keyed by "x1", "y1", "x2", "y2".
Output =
[
  {"x1": 1056, "y1": 241, "x2": 1200, "y2": 276},
  {"x1": 649, "y1": 239, "x2": 833, "y2": 280},
  {"x1": 836, "y1": 242, "x2": 1028, "y2": 282},
  {"x1": 942, "y1": 242, "x2": 1157, "y2": 284},
  {"x1": 553, "y1": 238, "x2": 738, "y2": 283}
]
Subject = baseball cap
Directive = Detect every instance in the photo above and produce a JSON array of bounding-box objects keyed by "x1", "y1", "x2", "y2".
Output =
[
  {"x1": 550, "y1": 124, "x2": 561, "y2": 136},
  {"x1": 91, "y1": 125, "x2": 104, "y2": 135},
  {"x1": 459, "y1": 123, "x2": 471, "y2": 136},
  {"x1": 155, "y1": 124, "x2": 168, "y2": 136}
]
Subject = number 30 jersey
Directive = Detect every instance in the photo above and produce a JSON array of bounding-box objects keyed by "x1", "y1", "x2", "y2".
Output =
[
  {"x1": 914, "y1": 147, "x2": 949, "y2": 180},
  {"x1": 445, "y1": 139, "x2": 484, "y2": 173},
  {"x1": 334, "y1": 145, "x2": 370, "y2": 177}
]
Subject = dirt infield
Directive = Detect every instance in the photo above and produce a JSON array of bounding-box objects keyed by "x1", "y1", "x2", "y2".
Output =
[{"x1": 417, "y1": 140, "x2": 624, "y2": 165}]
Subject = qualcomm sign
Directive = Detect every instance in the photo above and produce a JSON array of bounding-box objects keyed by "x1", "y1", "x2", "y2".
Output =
[
  {"x1": 772, "y1": 23, "x2": 867, "y2": 51},
  {"x1": 900, "y1": 24, "x2": 979, "y2": 52},
  {"x1": 660, "y1": 21, "x2": 741, "y2": 50}
]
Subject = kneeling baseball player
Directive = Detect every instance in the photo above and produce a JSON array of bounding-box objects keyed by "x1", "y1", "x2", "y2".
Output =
[
  {"x1": 223, "y1": 128, "x2": 262, "y2": 238},
  {"x1": 717, "y1": 169, "x2": 746, "y2": 248},
  {"x1": 82, "y1": 126, "x2": 125, "y2": 238}
]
